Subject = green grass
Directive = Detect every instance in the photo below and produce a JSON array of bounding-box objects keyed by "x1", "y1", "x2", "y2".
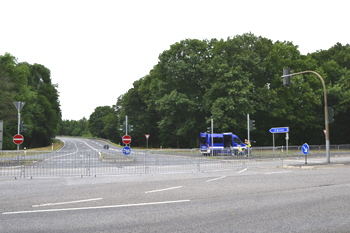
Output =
[{"x1": 26, "y1": 139, "x2": 64, "y2": 151}]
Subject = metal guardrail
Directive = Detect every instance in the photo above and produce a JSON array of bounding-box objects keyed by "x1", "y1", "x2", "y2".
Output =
[
  {"x1": 1, "y1": 145, "x2": 349, "y2": 178},
  {"x1": 0, "y1": 149, "x2": 282, "y2": 178}
]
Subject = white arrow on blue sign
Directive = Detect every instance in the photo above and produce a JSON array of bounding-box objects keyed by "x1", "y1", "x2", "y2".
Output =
[
  {"x1": 302, "y1": 143, "x2": 309, "y2": 155},
  {"x1": 269, "y1": 127, "x2": 289, "y2": 133},
  {"x1": 122, "y1": 146, "x2": 131, "y2": 156}
]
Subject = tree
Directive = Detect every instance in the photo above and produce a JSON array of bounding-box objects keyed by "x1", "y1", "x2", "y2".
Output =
[
  {"x1": 93, "y1": 35, "x2": 350, "y2": 147},
  {"x1": 156, "y1": 90, "x2": 197, "y2": 148},
  {"x1": 29, "y1": 64, "x2": 61, "y2": 147},
  {"x1": 88, "y1": 106, "x2": 116, "y2": 139},
  {"x1": 0, "y1": 53, "x2": 61, "y2": 149}
]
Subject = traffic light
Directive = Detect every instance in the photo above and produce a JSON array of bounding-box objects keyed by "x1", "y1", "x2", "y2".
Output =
[
  {"x1": 249, "y1": 119, "x2": 255, "y2": 131},
  {"x1": 128, "y1": 124, "x2": 133, "y2": 132},
  {"x1": 207, "y1": 127, "x2": 211, "y2": 133},
  {"x1": 120, "y1": 122, "x2": 127, "y2": 132},
  {"x1": 283, "y1": 68, "x2": 291, "y2": 87},
  {"x1": 328, "y1": 107, "x2": 334, "y2": 123},
  {"x1": 20, "y1": 121, "x2": 27, "y2": 133}
]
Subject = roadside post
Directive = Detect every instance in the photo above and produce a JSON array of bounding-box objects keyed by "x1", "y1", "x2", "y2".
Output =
[
  {"x1": 145, "y1": 134, "x2": 150, "y2": 149},
  {"x1": 269, "y1": 127, "x2": 289, "y2": 156},
  {"x1": 122, "y1": 135, "x2": 132, "y2": 156},
  {"x1": 302, "y1": 143, "x2": 309, "y2": 164},
  {"x1": 13, "y1": 102, "x2": 25, "y2": 151}
]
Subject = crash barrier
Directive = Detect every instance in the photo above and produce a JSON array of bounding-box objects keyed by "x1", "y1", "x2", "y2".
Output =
[{"x1": 1, "y1": 144, "x2": 349, "y2": 178}]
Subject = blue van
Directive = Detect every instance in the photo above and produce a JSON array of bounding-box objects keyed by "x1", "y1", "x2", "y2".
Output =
[{"x1": 200, "y1": 132, "x2": 246, "y2": 155}]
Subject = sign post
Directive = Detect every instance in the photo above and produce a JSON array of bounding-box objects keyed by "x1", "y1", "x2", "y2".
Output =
[
  {"x1": 269, "y1": 127, "x2": 289, "y2": 156},
  {"x1": 122, "y1": 146, "x2": 131, "y2": 156},
  {"x1": 13, "y1": 102, "x2": 25, "y2": 150},
  {"x1": 0, "y1": 120, "x2": 3, "y2": 150},
  {"x1": 122, "y1": 135, "x2": 132, "y2": 144},
  {"x1": 122, "y1": 135, "x2": 132, "y2": 156},
  {"x1": 13, "y1": 134, "x2": 24, "y2": 145},
  {"x1": 302, "y1": 143, "x2": 309, "y2": 164}
]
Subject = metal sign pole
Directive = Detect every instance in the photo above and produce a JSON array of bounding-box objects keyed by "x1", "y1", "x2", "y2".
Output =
[
  {"x1": 211, "y1": 118, "x2": 213, "y2": 156},
  {"x1": 247, "y1": 114, "x2": 250, "y2": 157},
  {"x1": 125, "y1": 115, "x2": 128, "y2": 135},
  {"x1": 13, "y1": 102, "x2": 25, "y2": 151},
  {"x1": 286, "y1": 133, "x2": 289, "y2": 155},
  {"x1": 273, "y1": 133, "x2": 275, "y2": 156}
]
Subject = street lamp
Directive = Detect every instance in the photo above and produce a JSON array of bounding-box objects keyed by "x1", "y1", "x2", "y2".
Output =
[{"x1": 282, "y1": 69, "x2": 330, "y2": 163}]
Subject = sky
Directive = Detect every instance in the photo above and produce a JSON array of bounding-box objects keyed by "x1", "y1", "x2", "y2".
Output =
[{"x1": 1, "y1": 0, "x2": 348, "y2": 120}]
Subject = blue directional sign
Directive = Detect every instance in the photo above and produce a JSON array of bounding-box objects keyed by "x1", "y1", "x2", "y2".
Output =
[
  {"x1": 122, "y1": 146, "x2": 131, "y2": 156},
  {"x1": 302, "y1": 143, "x2": 309, "y2": 155},
  {"x1": 269, "y1": 127, "x2": 289, "y2": 133}
]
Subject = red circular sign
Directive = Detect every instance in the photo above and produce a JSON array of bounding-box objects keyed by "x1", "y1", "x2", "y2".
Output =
[
  {"x1": 122, "y1": 135, "x2": 132, "y2": 144},
  {"x1": 13, "y1": 134, "x2": 24, "y2": 145}
]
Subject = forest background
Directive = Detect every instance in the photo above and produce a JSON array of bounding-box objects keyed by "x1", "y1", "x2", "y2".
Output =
[{"x1": 1, "y1": 33, "x2": 349, "y2": 150}]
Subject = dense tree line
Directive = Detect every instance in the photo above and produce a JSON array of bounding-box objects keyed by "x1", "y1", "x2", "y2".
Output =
[
  {"x1": 81, "y1": 33, "x2": 350, "y2": 148},
  {"x1": 116, "y1": 33, "x2": 350, "y2": 148},
  {"x1": 0, "y1": 53, "x2": 61, "y2": 149},
  {"x1": 4, "y1": 32, "x2": 349, "y2": 150},
  {"x1": 60, "y1": 117, "x2": 89, "y2": 137}
]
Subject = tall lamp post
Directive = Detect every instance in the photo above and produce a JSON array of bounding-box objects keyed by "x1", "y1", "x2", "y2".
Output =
[{"x1": 282, "y1": 69, "x2": 330, "y2": 163}]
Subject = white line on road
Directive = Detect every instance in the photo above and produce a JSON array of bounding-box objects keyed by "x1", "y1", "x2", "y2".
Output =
[
  {"x1": 265, "y1": 171, "x2": 292, "y2": 175},
  {"x1": 32, "y1": 198, "x2": 103, "y2": 207},
  {"x1": 145, "y1": 186, "x2": 183, "y2": 193},
  {"x1": 3, "y1": 200, "x2": 191, "y2": 215},
  {"x1": 206, "y1": 176, "x2": 226, "y2": 182},
  {"x1": 237, "y1": 168, "x2": 248, "y2": 173}
]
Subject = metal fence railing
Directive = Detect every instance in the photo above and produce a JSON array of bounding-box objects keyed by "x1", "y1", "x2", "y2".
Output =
[{"x1": 1, "y1": 145, "x2": 349, "y2": 178}]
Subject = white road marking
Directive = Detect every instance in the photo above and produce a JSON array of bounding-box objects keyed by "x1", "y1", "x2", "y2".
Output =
[
  {"x1": 145, "y1": 186, "x2": 182, "y2": 193},
  {"x1": 3, "y1": 200, "x2": 191, "y2": 215},
  {"x1": 237, "y1": 168, "x2": 248, "y2": 173},
  {"x1": 206, "y1": 176, "x2": 226, "y2": 182},
  {"x1": 265, "y1": 171, "x2": 292, "y2": 175},
  {"x1": 32, "y1": 198, "x2": 103, "y2": 207}
]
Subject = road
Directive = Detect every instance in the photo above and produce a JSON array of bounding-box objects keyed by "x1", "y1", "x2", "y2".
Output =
[
  {"x1": 42, "y1": 137, "x2": 208, "y2": 170},
  {"x1": 1, "y1": 161, "x2": 350, "y2": 232}
]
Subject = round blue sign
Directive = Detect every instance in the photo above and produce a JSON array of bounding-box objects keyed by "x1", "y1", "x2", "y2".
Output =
[
  {"x1": 302, "y1": 143, "x2": 309, "y2": 155},
  {"x1": 122, "y1": 146, "x2": 131, "y2": 156}
]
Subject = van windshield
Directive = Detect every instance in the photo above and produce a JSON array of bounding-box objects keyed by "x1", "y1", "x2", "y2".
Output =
[{"x1": 234, "y1": 137, "x2": 242, "y2": 144}]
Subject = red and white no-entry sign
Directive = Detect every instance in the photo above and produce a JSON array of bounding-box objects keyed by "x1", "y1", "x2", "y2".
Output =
[
  {"x1": 122, "y1": 135, "x2": 132, "y2": 144},
  {"x1": 13, "y1": 134, "x2": 24, "y2": 145}
]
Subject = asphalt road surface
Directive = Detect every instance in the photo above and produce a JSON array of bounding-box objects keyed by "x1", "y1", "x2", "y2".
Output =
[{"x1": 1, "y1": 161, "x2": 350, "y2": 232}]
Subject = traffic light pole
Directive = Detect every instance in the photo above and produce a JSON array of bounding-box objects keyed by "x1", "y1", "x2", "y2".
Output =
[
  {"x1": 125, "y1": 115, "x2": 128, "y2": 135},
  {"x1": 282, "y1": 70, "x2": 330, "y2": 163},
  {"x1": 13, "y1": 102, "x2": 25, "y2": 151}
]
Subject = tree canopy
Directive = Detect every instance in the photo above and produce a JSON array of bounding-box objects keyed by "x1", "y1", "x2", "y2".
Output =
[
  {"x1": 2, "y1": 33, "x2": 350, "y2": 149},
  {"x1": 114, "y1": 33, "x2": 350, "y2": 148},
  {"x1": 0, "y1": 53, "x2": 61, "y2": 149}
]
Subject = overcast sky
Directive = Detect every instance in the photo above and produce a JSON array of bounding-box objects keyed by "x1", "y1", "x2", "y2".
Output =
[{"x1": 1, "y1": 0, "x2": 348, "y2": 120}]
